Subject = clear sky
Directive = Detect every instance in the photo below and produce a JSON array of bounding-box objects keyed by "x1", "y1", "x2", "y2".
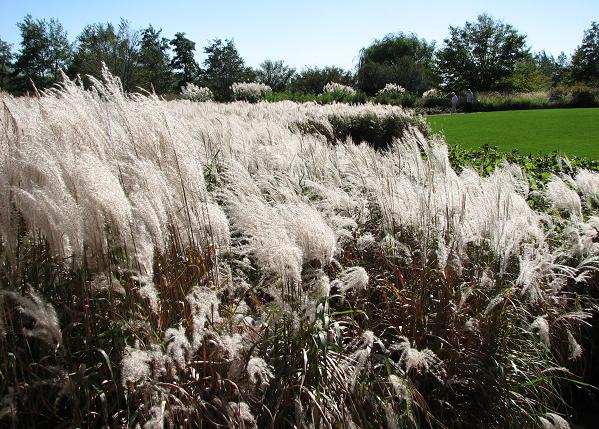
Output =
[{"x1": 1, "y1": 0, "x2": 597, "y2": 71}]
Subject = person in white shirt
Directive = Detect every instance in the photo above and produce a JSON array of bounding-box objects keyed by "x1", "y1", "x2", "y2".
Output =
[
  {"x1": 451, "y1": 92, "x2": 458, "y2": 114},
  {"x1": 466, "y1": 89, "x2": 474, "y2": 113}
]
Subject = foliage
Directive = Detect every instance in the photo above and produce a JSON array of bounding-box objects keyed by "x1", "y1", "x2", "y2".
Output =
[
  {"x1": 255, "y1": 59, "x2": 295, "y2": 92},
  {"x1": 447, "y1": 143, "x2": 599, "y2": 210},
  {"x1": 478, "y1": 91, "x2": 551, "y2": 110},
  {"x1": 322, "y1": 81, "x2": 356, "y2": 100},
  {"x1": 415, "y1": 88, "x2": 599, "y2": 114},
  {"x1": 376, "y1": 83, "x2": 406, "y2": 97},
  {"x1": 289, "y1": 66, "x2": 354, "y2": 94},
  {"x1": 201, "y1": 38, "x2": 253, "y2": 101},
  {"x1": 356, "y1": 32, "x2": 438, "y2": 95},
  {"x1": 509, "y1": 58, "x2": 553, "y2": 92},
  {"x1": 137, "y1": 25, "x2": 172, "y2": 94},
  {"x1": 180, "y1": 82, "x2": 213, "y2": 101},
  {"x1": 422, "y1": 88, "x2": 439, "y2": 98},
  {"x1": 13, "y1": 15, "x2": 50, "y2": 90},
  {"x1": 373, "y1": 83, "x2": 415, "y2": 106},
  {"x1": 534, "y1": 51, "x2": 569, "y2": 86},
  {"x1": 0, "y1": 38, "x2": 13, "y2": 91},
  {"x1": 264, "y1": 91, "x2": 322, "y2": 103},
  {"x1": 571, "y1": 22, "x2": 599, "y2": 86},
  {"x1": 70, "y1": 19, "x2": 139, "y2": 91},
  {"x1": 169, "y1": 32, "x2": 200, "y2": 89},
  {"x1": 44, "y1": 18, "x2": 73, "y2": 84},
  {"x1": 1, "y1": 73, "x2": 597, "y2": 428},
  {"x1": 12, "y1": 15, "x2": 72, "y2": 92},
  {"x1": 231, "y1": 81, "x2": 271, "y2": 102},
  {"x1": 437, "y1": 14, "x2": 529, "y2": 91}
]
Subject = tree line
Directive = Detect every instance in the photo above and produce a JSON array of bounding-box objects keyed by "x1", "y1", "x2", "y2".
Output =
[{"x1": 1, "y1": 14, "x2": 598, "y2": 100}]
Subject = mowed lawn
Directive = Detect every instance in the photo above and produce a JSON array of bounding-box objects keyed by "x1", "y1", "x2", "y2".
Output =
[{"x1": 427, "y1": 108, "x2": 599, "y2": 159}]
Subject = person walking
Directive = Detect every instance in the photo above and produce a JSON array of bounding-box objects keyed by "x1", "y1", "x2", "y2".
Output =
[
  {"x1": 450, "y1": 92, "x2": 458, "y2": 114},
  {"x1": 466, "y1": 89, "x2": 474, "y2": 113}
]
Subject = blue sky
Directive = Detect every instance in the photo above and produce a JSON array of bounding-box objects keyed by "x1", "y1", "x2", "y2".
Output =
[{"x1": 1, "y1": 0, "x2": 597, "y2": 70}]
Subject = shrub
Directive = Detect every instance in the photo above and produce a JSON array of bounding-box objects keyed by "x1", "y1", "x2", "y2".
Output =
[
  {"x1": 570, "y1": 84, "x2": 598, "y2": 107},
  {"x1": 473, "y1": 91, "x2": 550, "y2": 111},
  {"x1": 548, "y1": 87, "x2": 566, "y2": 102},
  {"x1": 180, "y1": 82, "x2": 213, "y2": 101},
  {"x1": 231, "y1": 81, "x2": 272, "y2": 102},
  {"x1": 327, "y1": 111, "x2": 413, "y2": 148},
  {"x1": 289, "y1": 66, "x2": 354, "y2": 94}
]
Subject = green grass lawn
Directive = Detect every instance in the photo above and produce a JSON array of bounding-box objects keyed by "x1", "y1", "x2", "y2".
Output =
[{"x1": 427, "y1": 108, "x2": 599, "y2": 159}]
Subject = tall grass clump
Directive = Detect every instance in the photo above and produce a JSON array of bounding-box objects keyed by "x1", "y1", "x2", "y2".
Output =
[
  {"x1": 180, "y1": 82, "x2": 213, "y2": 101},
  {"x1": 321, "y1": 82, "x2": 361, "y2": 103},
  {"x1": 1, "y1": 69, "x2": 597, "y2": 428},
  {"x1": 374, "y1": 83, "x2": 416, "y2": 107},
  {"x1": 231, "y1": 82, "x2": 272, "y2": 102}
]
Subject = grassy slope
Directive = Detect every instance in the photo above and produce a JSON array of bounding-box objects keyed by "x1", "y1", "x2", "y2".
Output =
[{"x1": 427, "y1": 108, "x2": 599, "y2": 159}]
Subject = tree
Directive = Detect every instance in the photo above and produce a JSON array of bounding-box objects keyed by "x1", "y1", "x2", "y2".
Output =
[
  {"x1": 436, "y1": 14, "x2": 529, "y2": 91},
  {"x1": 255, "y1": 59, "x2": 295, "y2": 92},
  {"x1": 12, "y1": 15, "x2": 72, "y2": 92},
  {"x1": 534, "y1": 51, "x2": 568, "y2": 86},
  {"x1": 0, "y1": 38, "x2": 13, "y2": 91},
  {"x1": 356, "y1": 32, "x2": 437, "y2": 95},
  {"x1": 71, "y1": 20, "x2": 140, "y2": 91},
  {"x1": 13, "y1": 15, "x2": 51, "y2": 91},
  {"x1": 571, "y1": 22, "x2": 599, "y2": 85},
  {"x1": 138, "y1": 25, "x2": 172, "y2": 93},
  {"x1": 509, "y1": 57, "x2": 551, "y2": 92},
  {"x1": 201, "y1": 38, "x2": 252, "y2": 101},
  {"x1": 170, "y1": 32, "x2": 199, "y2": 89},
  {"x1": 46, "y1": 18, "x2": 72, "y2": 82},
  {"x1": 289, "y1": 66, "x2": 354, "y2": 94}
]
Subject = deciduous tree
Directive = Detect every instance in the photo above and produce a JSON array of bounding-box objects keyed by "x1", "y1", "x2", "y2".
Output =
[
  {"x1": 255, "y1": 59, "x2": 295, "y2": 92},
  {"x1": 289, "y1": 66, "x2": 354, "y2": 94},
  {"x1": 46, "y1": 18, "x2": 72, "y2": 82},
  {"x1": 13, "y1": 15, "x2": 51, "y2": 91},
  {"x1": 13, "y1": 15, "x2": 72, "y2": 92},
  {"x1": 357, "y1": 32, "x2": 437, "y2": 95},
  {"x1": 71, "y1": 20, "x2": 140, "y2": 91},
  {"x1": 436, "y1": 14, "x2": 528, "y2": 91}
]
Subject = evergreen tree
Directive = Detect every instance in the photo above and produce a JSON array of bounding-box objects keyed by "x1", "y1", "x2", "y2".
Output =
[
  {"x1": 202, "y1": 38, "x2": 251, "y2": 101},
  {"x1": 571, "y1": 22, "x2": 599, "y2": 85},
  {"x1": 534, "y1": 51, "x2": 568, "y2": 85},
  {"x1": 170, "y1": 32, "x2": 199, "y2": 89},
  {"x1": 0, "y1": 38, "x2": 13, "y2": 91},
  {"x1": 138, "y1": 25, "x2": 172, "y2": 93}
]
